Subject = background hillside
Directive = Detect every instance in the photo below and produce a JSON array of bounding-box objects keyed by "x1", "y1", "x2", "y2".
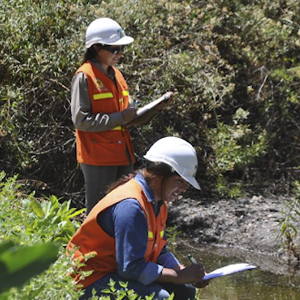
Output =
[{"x1": 1, "y1": 0, "x2": 300, "y2": 206}]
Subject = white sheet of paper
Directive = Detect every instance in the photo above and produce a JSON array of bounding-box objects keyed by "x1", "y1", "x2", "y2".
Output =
[
  {"x1": 203, "y1": 263, "x2": 258, "y2": 281},
  {"x1": 126, "y1": 92, "x2": 172, "y2": 126},
  {"x1": 136, "y1": 92, "x2": 172, "y2": 116}
]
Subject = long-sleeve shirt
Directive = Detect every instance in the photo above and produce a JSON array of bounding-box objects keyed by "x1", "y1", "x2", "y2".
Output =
[
  {"x1": 71, "y1": 61, "x2": 132, "y2": 132},
  {"x1": 97, "y1": 172, "x2": 180, "y2": 285}
]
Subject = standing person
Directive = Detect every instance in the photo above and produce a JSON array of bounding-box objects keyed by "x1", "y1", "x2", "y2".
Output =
[
  {"x1": 67, "y1": 136, "x2": 209, "y2": 300},
  {"x1": 71, "y1": 17, "x2": 173, "y2": 214}
]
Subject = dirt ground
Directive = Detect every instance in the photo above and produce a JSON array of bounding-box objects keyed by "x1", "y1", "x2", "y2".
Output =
[{"x1": 167, "y1": 192, "x2": 300, "y2": 274}]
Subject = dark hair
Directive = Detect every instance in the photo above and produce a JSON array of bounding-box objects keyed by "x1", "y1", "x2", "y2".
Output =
[
  {"x1": 105, "y1": 163, "x2": 174, "y2": 194},
  {"x1": 82, "y1": 44, "x2": 100, "y2": 64},
  {"x1": 143, "y1": 163, "x2": 174, "y2": 183},
  {"x1": 105, "y1": 171, "x2": 138, "y2": 194}
]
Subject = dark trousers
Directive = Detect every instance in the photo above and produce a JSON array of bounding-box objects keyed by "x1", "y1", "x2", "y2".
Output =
[{"x1": 81, "y1": 164, "x2": 134, "y2": 215}]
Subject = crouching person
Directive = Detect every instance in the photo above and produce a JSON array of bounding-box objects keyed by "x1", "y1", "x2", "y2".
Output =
[{"x1": 67, "y1": 137, "x2": 209, "y2": 300}]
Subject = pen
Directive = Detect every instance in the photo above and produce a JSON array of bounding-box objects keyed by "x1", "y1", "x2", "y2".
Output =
[
  {"x1": 188, "y1": 253, "x2": 198, "y2": 265},
  {"x1": 134, "y1": 99, "x2": 139, "y2": 108}
]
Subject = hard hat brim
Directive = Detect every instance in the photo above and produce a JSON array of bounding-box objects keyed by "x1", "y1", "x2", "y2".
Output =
[
  {"x1": 86, "y1": 36, "x2": 134, "y2": 48},
  {"x1": 105, "y1": 36, "x2": 134, "y2": 45},
  {"x1": 183, "y1": 175, "x2": 201, "y2": 190}
]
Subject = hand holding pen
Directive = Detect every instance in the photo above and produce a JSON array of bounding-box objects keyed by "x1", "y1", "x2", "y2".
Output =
[{"x1": 187, "y1": 254, "x2": 210, "y2": 288}]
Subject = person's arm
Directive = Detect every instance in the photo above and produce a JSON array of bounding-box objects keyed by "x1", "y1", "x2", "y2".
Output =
[
  {"x1": 71, "y1": 72, "x2": 135, "y2": 131},
  {"x1": 156, "y1": 246, "x2": 207, "y2": 285},
  {"x1": 156, "y1": 247, "x2": 181, "y2": 269},
  {"x1": 98, "y1": 199, "x2": 163, "y2": 285},
  {"x1": 99, "y1": 199, "x2": 207, "y2": 286},
  {"x1": 156, "y1": 263, "x2": 206, "y2": 284}
]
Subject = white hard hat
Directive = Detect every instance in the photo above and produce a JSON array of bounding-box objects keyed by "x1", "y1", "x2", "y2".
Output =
[
  {"x1": 144, "y1": 137, "x2": 201, "y2": 190},
  {"x1": 85, "y1": 17, "x2": 134, "y2": 48}
]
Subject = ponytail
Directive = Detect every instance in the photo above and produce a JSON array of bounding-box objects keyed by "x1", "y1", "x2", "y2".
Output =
[{"x1": 81, "y1": 45, "x2": 99, "y2": 65}]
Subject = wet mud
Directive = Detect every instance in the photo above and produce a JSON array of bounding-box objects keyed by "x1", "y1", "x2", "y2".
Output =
[{"x1": 168, "y1": 194, "x2": 300, "y2": 275}]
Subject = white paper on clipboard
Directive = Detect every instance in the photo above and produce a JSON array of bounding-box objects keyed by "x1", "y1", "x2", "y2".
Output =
[
  {"x1": 203, "y1": 263, "x2": 258, "y2": 281},
  {"x1": 135, "y1": 92, "x2": 172, "y2": 116},
  {"x1": 126, "y1": 92, "x2": 172, "y2": 126}
]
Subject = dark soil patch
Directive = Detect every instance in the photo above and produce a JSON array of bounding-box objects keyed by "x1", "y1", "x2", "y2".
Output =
[{"x1": 167, "y1": 193, "x2": 300, "y2": 272}]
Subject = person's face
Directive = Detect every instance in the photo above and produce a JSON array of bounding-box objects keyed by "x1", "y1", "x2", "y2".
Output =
[
  {"x1": 162, "y1": 174, "x2": 187, "y2": 203},
  {"x1": 97, "y1": 45, "x2": 124, "y2": 68}
]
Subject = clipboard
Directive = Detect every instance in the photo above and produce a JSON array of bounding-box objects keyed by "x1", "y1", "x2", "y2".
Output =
[
  {"x1": 203, "y1": 263, "x2": 258, "y2": 281},
  {"x1": 126, "y1": 92, "x2": 172, "y2": 126}
]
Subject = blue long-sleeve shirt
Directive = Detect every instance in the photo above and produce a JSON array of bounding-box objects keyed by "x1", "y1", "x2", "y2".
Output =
[{"x1": 97, "y1": 172, "x2": 180, "y2": 285}]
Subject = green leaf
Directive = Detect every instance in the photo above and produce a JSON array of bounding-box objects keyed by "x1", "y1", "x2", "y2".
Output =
[
  {"x1": 0, "y1": 241, "x2": 59, "y2": 292},
  {"x1": 29, "y1": 198, "x2": 45, "y2": 218},
  {"x1": 67, "y1": 208, "x2": 86, "y2": 219},
  {"x1": 0, "y1": 241, "x2": 15, "y2": 254},
  {"x1": 280, "y1": 222, "x2": 287, "y2": 235}
]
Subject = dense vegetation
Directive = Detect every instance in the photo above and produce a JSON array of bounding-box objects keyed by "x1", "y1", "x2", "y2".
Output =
[
  {"x1": 0, "y1": 173, "x2": 154, "y2": 299},
  {"x1": 1, "y1": 0, "x2": 300, "y2": 203},
  {"x1": 1, "y1": 1, "x2": 300, "y2": 298}
]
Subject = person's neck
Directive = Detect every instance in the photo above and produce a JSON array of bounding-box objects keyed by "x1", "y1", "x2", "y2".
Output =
[{"x1": 98, "y1": 62, "x2": 110, "y2": 74}]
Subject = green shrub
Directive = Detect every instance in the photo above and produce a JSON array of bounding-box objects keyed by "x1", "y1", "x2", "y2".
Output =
[
  {"x1": 0, "y1": 172, "x2": 174, "y2": 299},
  {"x1": 280, "y1": 180, "x2": 300, "y2": 262},
  {"x1": 206, "y1": 108, "x2": 267, "y2": 197},
  {"x1": 1, "y1": 0, "x2": 300, "y2": 201},
  {"x1": 0, "y1": 172, "x2": 81, "y2": 299}
]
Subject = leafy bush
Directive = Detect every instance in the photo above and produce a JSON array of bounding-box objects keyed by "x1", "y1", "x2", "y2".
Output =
[
  {"x1": 0, "y1": 171, "x2": 82, "y2": 299},
  {"x1": 0, "y1": 172, "x2": 174, "y2": 299},
  {"x1": 206, "y1": 108, "x2": 267, "y2": 197},
  {"x1": 0, "y1": 171, "x2": 83, "y2": 245},
  {"x1": 25, "y1": 195, "x2": 85, "y2": 243},
  {"x1": 1, "y1": 0, "x2": 300, "y2": 202},
  {"x1": 280, "y1": 180, "x2": 300, "y2": 262},
  {"x1": 0, "y1": 0, "x2": 97, "y2": 196}
]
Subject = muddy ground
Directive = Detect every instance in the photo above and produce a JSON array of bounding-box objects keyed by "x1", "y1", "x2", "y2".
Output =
[{"x1": 167, "y1": 192, "x2": 300, "y2": 275}]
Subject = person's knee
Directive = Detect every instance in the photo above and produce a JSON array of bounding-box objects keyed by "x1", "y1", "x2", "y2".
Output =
[
  {"x1": 180, "y1": 284, "x2": 196, "y2": 300},
  {"x1": 156, "y1": 289, "x2": 171, "y2": 300}
]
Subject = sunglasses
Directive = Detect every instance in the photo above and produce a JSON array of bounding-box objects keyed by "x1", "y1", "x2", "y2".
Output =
[{"x1": 100, "y1": 45, "x2": 125, "y2": 55}]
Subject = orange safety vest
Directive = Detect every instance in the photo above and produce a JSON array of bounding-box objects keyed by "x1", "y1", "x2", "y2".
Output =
[
  {"x1": 74, "y1": 62, "x2": 135, "y2": 165},
  {"x1": 66, "y1": 179, "x2": 168, "y2": 288}
]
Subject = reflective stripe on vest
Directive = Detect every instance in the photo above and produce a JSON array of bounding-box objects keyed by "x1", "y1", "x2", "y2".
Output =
[
  {"x1": 93, "y1": 93, "x2": 114, "y2": 100},
  {"x1": 148, "y1": 230, "x2": 164, "y2": 239},
  {"x1": 93, "y1": 91, "x2": 127, "y2": 100},
  {"x1": 111, "y1": 126, "x2": 122, "y2": 131}
]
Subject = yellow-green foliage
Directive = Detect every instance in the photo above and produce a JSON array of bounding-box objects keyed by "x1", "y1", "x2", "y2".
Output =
[
  {"x1": 1, "y1": 0, "x2": 300, "y2": 200},
  {"x1": 0, "y1": 172, "x2": 79, "y2": 299}
]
